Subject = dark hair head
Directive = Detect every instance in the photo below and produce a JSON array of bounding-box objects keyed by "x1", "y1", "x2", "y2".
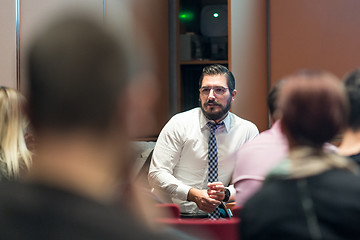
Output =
[
  {"x1": 267, "y1": 80, "x2": 286, "y2": 121},
  {"x1": 199, "y1": 64, "x2": 235, "y2": 93},
  {"x1": 343, "y1": 68, "x2": 360, "y2": 131},
  {"x1": 26, "y1": 16, "x2": 129, "y2": 133},
  {"x1": 279, "y1": 69, "x2": 348, "y2": 148}
]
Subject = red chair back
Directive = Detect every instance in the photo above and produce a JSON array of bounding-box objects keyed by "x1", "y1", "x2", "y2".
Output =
[
  {"x1": 157, "y1": 218, "x2": 241, "y2": 240},
  {"x1": 155, "y1": 203, "x2": 181, "y2": 218}
]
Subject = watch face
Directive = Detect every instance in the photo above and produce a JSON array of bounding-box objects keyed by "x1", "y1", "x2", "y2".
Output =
[
  {"x1": 225, "y1": 188, "x2": 230, "y2": 196},
  {"x1": 224, "y1": 188, "x2": 230, "y2": 202}
]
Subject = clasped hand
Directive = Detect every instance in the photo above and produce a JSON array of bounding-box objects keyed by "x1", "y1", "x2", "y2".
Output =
[{"x1": 188, "y1": 182, "x2": 225, "y2": 213}]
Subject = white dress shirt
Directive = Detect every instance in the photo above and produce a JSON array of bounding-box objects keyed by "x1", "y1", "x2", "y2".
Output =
[{"x1": 148, "y1": 107, "x2": 259, "y2": 214}]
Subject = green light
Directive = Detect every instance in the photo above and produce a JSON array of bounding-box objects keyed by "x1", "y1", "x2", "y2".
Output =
[
  {"x1": 213, "y1": 12, "x2": 219, "y2": 18},
  {"x1": 179, "y1": 10, "x2": 194, "y2": 22}
]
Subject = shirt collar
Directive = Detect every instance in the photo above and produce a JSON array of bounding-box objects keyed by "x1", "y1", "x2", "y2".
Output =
[{"x1": 200, "y1": 109, "x2": 231, "y2": 133}]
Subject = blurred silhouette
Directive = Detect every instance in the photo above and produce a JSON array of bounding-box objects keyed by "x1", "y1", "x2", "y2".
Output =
[
  {"x1": 0, "y1": 15, "x2": 188, "y2": 240},
  {"x1": 338, "y1": 69, "x2": 360, "y2": 164},
  {"x1": 241, "y1": 70, "x2": 360, "y2": 240},
  {"x1": 0, "y1": 86, "x2": 32, "y2": 181}
]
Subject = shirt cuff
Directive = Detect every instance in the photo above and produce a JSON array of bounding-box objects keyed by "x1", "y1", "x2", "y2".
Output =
[
  {"x1": 175, "y1": 184, "x2": 192, "y2": 201},
  {"x1": 228, "y1": 185, "x2": 236, "y2": 197}
]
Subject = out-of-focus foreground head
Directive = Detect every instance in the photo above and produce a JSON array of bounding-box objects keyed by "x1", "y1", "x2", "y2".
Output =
[
  {"x1": 26, "y1": 16, "x2": 129, "y2": 134},
  {"x1": 0, "y1": 87, "x2": 31, "y2": 179},
  {"x1": 343, "y1": 68, "x2": 360, "y2": 131},
  {"x1": 278, "y1": 69, "x2": 348, "y2": 148}
]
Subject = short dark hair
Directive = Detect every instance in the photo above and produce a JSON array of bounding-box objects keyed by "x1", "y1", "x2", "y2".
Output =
[
  {"x1": 26, "y1": 16, "x2": 129, "y2": 132},
  {"x1": 199, "y1": 64, "x2": 235, "y2": 93},
  {"x1": 279, "y1": 70, "x2": 348, "y2": 148},
  {"x1": 267, "y1": 80, "x2": 285, "y2": 119},
  {"x1": 343, "y1": 69, "x2": 360, "y2": 131}
]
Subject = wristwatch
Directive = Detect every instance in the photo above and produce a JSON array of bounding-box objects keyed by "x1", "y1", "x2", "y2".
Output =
[{"x1": 223, "y1": 188, "x2": 230, "y2": 202}]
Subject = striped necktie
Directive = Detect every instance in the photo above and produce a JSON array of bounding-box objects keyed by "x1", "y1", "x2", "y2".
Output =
[{"x1": 207, "y1": 122, "x2": 224, "y2": 219}]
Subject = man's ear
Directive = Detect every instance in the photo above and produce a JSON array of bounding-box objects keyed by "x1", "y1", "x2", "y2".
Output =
[{"x1": 231, "y1": 89, "x2": 237, "y2": 101}]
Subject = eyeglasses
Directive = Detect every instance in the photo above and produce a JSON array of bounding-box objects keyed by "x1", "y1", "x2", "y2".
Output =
[{"x1": 200, "y1": 87, "x2": 228, "y2": 96}]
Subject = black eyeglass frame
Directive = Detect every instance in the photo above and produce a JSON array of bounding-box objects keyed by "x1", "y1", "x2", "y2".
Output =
[{"x1": 199, "y1": 86, "x2": 229, "y2": 96}]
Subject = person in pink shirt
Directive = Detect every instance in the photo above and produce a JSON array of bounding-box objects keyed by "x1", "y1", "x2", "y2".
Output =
[
  {"x1": 233, "y1": 78, "x2": 338, "y2": 207},
  {"x1": 232, "y1": 81, "x2": 288, "y2": 206}
]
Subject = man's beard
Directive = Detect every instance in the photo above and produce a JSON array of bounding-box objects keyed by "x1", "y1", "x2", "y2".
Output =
[{"x1": 200, "y1": 97, "x2": 232, "y2": 121}]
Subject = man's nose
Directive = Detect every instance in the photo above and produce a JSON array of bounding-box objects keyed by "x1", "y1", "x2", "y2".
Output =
[{"x1": 208, "y1": 89, "x2": 216, "y2": 99}]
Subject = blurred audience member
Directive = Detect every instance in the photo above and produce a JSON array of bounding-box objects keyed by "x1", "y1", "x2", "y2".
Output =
[
  {"x1": 0, "y1": 86, "x2": 32, "y2": 181},
  {"x1": 241, "y1": 70, "x2": 360, "y2": 240},
  {"x1": 338, "y1": 69, "x2": 360, "y2": 165},
  {"x1": 232, "y1": 80, "x2": 288, "y2": 206},
  {"x1": 0, "y1": 15, "x2": 185, "y2": 240}
]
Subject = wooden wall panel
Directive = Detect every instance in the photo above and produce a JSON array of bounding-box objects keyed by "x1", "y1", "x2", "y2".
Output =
[
  {"x1": 129, "y1": 0, "x2": 170, "y2": 138},
  {"x1": 270, "y1": 0, "x2": 360, "y2": 86},
  {"x1": 230, "y1": 0, "x2": 268, "y2": 132}
]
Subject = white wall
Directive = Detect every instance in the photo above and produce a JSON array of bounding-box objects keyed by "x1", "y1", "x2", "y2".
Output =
[{"x1": 0, "y1": 0, "x2": 16, "y2": 88}]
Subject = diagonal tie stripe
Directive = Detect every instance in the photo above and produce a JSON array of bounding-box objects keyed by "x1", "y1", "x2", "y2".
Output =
[{"x1": 207, "y1": 122, "x2": 224, "y2": 220}]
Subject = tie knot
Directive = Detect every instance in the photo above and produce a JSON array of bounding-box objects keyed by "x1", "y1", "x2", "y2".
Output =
[{"x1": 207, "y1": 122, "x2": 224, "y2": 132}]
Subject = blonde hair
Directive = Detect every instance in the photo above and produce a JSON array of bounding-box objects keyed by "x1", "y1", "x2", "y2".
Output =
[{"x1": 0, "y1": 87, "x2": 32, "y2": 180}]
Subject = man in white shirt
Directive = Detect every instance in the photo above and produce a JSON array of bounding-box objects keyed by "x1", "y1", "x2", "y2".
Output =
[{"x1": 148, "y1": 64, "x2": 259, "y2": 217}]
